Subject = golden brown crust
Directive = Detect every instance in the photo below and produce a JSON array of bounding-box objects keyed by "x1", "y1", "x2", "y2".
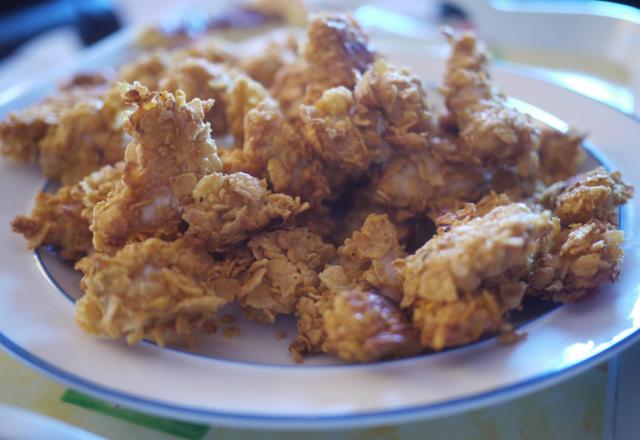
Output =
[
  {"x1": 239, "y1": 228, "x2": 335, "y2": 323},
  {"x1": 536, "y1": 167, "x2": 633, "y2": 225},
  {"x1": 183, "y1": 172, "x2": 308, "y2": 251},
  {"x1": 92, "y1": 83, "x2": 221, "y2": 252},
  {"x1": 1, "y1": 81, "x2": 126, "y2": 184},
  {"x1": 528, "y1": 220, "x2": 624, "y2": 302},
  {"x1": 11, "y1": 162, "x2": 124, "y2": 260},
  {"x1": 443, "y1": 31, "x2": 540, "y2": 184},
  {"x1": 322, "y1": 289, "x2": 420, "y2": 363},
  {"x1": 75, "y1": 238, "x2": 229, "y2": 346}
]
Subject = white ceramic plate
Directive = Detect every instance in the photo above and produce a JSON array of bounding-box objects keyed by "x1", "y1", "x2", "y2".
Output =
[{"x1": 1, "y1": 30, "x2": 640, "y2": 430}]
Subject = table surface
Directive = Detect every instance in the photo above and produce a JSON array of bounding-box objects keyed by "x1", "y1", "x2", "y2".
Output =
[{"x1": 0, "y1": 350, "x2": 609, "y2": 440}]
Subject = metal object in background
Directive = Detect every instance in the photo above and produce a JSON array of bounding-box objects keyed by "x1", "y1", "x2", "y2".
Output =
[{"x1": 0, "y1": 0, "x2": 120, "y2": 60}]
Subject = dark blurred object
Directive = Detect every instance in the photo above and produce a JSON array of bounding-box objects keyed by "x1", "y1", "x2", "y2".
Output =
[{"x1": 0, "y1": 0, "x2": 120, "y2": 60}]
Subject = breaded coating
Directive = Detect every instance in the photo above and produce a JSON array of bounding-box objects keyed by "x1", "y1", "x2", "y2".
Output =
[
  {"x1": 92, "y1": 83, "x2": 221, "y2": 252},
  {"x1": 183, "y1": 172, "x2": 308, "y2": 251},
  {"x1": 302, "y1": 13, "x2": 375, "y2": 102},
  {"x1": 75, "y1": 238, "x2": 229, "y2": 346},
  {"x1": 239, "y1": 228, "x2": 335, "y2": 323},
  {"x1": 537, "y1": 167, "x2": 633, "y2": 225},
  {"x1": 395, "y1": 203, "x2": 553, "y2": 350},
  {"x1": 300, "y1": 86, "x2": 377, "y2": 177},
  {"x1": 290, "y1": 287, "x2": 335, "y2": 361},
  {"x1": 373, "y1": 148, "x2": 486, "y2": 216},
  {"x1": 226, "y1": 76, "x2": 270, "y2": 146},
  {"x1": 336, "y1": 214, "x2": 406, "y2": 303},
  {"x1": 529, "y1": 220, "x2": 624, "y2": 302},
  {"x1": 322, "y1": 289, "x2": 420, "y2": 363},
  {"x1": 355, "y1": 58, "x2": 433, "y2": 150},
  {"x1": 1, "y1": 81, "x2": 126, "y2": 184},
  {"x1": 443, "y1": 31, "x2": 539, "y2": 180},
  {"x1": 412, "y1": 292, "x2": 508, "y2": 351},
  {"x1": 117, "y1": 50, "x2": 171, "y2": 90},
  {"x1": 243, "y1": 101, "x2": 330, "y2": 205},
  {"x1": 539, "y1": 127, "x2": 585, "y2": 185},
  {"x1": 11, "y1": 163, "x2": 124, "y2": 260},
  {"x1": 270, "y1": 62, "x2": 309, "y2": 120},
  {"x1": 241, "y1": 40, "x2": 296, "y2": 88},
  {"x1": 159, "y1": 57, "x2": 236, "y2": 135}
]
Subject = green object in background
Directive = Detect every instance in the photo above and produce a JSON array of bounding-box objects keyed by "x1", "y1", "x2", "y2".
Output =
[{"x1": 61, "y1": 389, "x2": 210, "y2": 440}]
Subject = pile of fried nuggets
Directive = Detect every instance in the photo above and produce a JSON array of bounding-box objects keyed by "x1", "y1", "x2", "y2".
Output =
[{"x1": 3, "y1": 13, "x2": 634, "y2": 364}]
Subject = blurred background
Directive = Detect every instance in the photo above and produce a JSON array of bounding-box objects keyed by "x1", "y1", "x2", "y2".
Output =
[{"x1": 1, "y1": 0, "x2": 639, "y2": 114}]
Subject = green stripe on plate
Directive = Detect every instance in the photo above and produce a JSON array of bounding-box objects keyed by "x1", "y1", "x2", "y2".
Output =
[{"x1": 61, "y1": 389, "x2": 210, "y2": 440}]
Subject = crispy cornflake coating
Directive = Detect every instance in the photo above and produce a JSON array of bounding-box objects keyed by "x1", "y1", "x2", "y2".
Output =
[
  {"x1": 443, "y1": 31, "x2": 539, "y2": 180},
  {"x1": 300, "y1": 86, "x2": 377, "y2": 177},
  {"x1": 159, "y1": 57, "x2": 236, "y2": 135},
  {"x1": 322, "y1": 289, "x2": 420, "y2": 363},
  {"x1": 529, "y1": 220, "x2": 624, "y2": 302},
  {"x1": 75, "y1": 238, "x2": 229, "y2": 346},
  {"x1": 1, "y1": 80, "x2": 126, "y2": 184},
  {"x1": 242, "y1": 101, "x2": 330, "y2": 205},
  {"x1": 336, "y1": 213, "x2": 406, "y2": 303},
  {"x1": 270, "y1": 62, "x2": 309, "y2": 120},
  {"x1": 355, "y1": 58, "x2": 433, "y2": 150},
  {"x1": 183, "y1": 172, "x2": 308, "y2": 251},
  {"x1": 241, "y1": 39, "x2": 296, "y2": 88},
  {"x1": 302, "y1": 13, "x2": 375, "y2": 101},
  {"x1": 373, "y1": 147, "x2": 486, "y2": 216},
  {"x1": 537, "y1": 167, "x2": 633, "y2": 225},
  {"x1": 92, "y1": 83, "x2": 221, "y2": 251},
  {"x1": 538, "y1": 127, "x2": 586, "y2": 185},
  {"x1": 226, "y1": 76, "x2": 270, "y2": 146},
  {"x1": 395, "y1": 203, "x2": 553, "y2": 350},
  {"x1": 239, "y1": 228, "x2": 335, "y2": 323},
  {"x1": 117, "y1": 50, "x2": 172, "y2": 90},
  {"x1": 11, "y1": 162, "x2": 124, "y2": 260}
]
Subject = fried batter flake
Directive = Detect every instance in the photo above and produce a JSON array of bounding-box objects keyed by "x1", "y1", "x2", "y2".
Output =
[
  {"x1": 529, "y1": 220, "x2": 624, "y2": 302},
  {"x1": 11, "y1": 162, "x2": 124, "y2": 260},
  {"x1": 537, "y1": 166, "x2": 633, "y2": 225},
  {"x1": 240, "y1": 228, "x2": 335, "y2": 323},
  {"x1": 183, "y1": 172, "x2": 308, "y2": 251}
]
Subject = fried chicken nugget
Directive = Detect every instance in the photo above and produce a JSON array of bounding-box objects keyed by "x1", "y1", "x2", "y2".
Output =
[
  {"x1": 395, "y1": 203, "x2": 554, "y2": 350},
  {"x1": 322, "y1": 289, "x2": 420, "y2": 363},
  {"x1": 243, "y1": 100, "x2": 330, "y2": 205},
  {"x1": 75, "y1": 238, "x2": 231, "y2": 346},
  {"x1": 443, "y1": 31, "x2": 539, "y2": 180},
  {"x1": 226, "y1": 76, "x2": 271, "y2": 146},
  {"x1": 528, "y1": 220, "x2": 624, "y2": 302},
  {"x1": 270, "y1": 13, "x2": 375, "y2": 118},
  {"x1": 537, "y1": 166, "x2": 633, "y2": 225},
  {"x1": 11, "y1": 163, "x2": 124, "y2": 260},
  {"x1": 336, "y1": 213, "x2": 406, "y2": 303},
  {"x1": 302, "y1": 13, "x2": 376, "y2": 102},
  {"x1": 239, "y1": 228, "x2": 336, "y2": 324},
  {"x1": 538, "y1": 127, "x2": 586, "y2": 185},
  {"x1": 1, "y1": 80, "x2": 126, "y2": 184},
  {"x1": 373, "y1": 147, "x2": 486, "y2": 216},
  {"x1": 92, "y1": 83, "x2": 221, "y2": 252},
  {"x1": 355, "y1": 58, "x2": 433, "y2": 150},
  {"x1": 183, "y1": 172, "x2": 308, "y2": 251},
  {"x1": 301, "y1": 86, "x2": 370, "y2": 175},
  {"x1": 159, "y1": 57, "x2": 237, "y2": 135}
]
